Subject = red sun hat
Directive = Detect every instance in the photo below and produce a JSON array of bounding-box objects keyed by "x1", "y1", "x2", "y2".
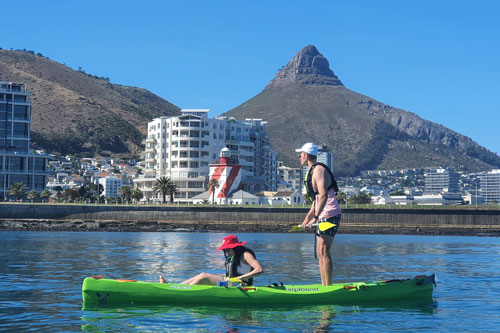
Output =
[{"x1": 217, "y1": 235, "x2": 246, "y2": 251}]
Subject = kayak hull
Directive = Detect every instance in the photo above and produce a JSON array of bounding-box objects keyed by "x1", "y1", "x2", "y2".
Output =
[{"x1": 82, "y1": 275, "x2": 434, "y2": 307}]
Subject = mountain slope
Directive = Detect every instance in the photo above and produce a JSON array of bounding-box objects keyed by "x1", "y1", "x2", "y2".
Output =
[
  {"x1": 0, "y1": 49, "x2": 180, "y2": 157},
  {"x1": 225, "y1": 45, "x2": 500, "y2": 176}
]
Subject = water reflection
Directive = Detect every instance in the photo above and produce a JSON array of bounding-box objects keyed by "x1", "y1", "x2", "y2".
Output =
[{"x1": 81, "y1": 299, "x2": 436, "y2": 332}]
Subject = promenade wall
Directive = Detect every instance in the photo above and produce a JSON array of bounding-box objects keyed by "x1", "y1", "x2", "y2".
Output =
[{"x1": 0, "y1": 204, "x2": 499, "y2": 235}]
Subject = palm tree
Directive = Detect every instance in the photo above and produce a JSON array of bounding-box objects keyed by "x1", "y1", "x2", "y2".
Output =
[
  {"x1": 8, "y1": 182, "x2": 27, "y2": 201},
  {"x1": 27, "y1": 190, "x2": 38, "y2": 203},
  {"x1": 208, "y1": 178, "x2": 220, "y2": 204},
  {"x1": 153, "y1": 177, "x2": 176, "y2": 204},
  {"x1": 119, "y1": 185, "x2": 133, "y2": 203},
  {"x1": 131, "y1": 188, "x2": 143, "y2": 204},
  {"x1": 167, "y1": 181, "x2": 177, "y2": 204},
  {"x1": 62, "y1": 188, "x2": 80, "y2": 202},
  {"x1": 40, "y1": 189, "x2": 51, "y2": 203},
  {"x1": 336, "y1": 191, "x2": 347, "y2": 204}
]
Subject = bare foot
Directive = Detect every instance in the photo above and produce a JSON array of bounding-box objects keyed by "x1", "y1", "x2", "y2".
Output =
[{"x1": 159, "y1": 276, "x2": 167, "y2": 284}]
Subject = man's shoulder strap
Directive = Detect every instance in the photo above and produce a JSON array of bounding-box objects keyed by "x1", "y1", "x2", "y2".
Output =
[{"x1": 311, "y1": 163, "x2": 339, "y2": 194}]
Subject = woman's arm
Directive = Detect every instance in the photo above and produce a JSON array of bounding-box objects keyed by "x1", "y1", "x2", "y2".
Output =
[{"x1": 236, "y1": 251, "x2": 263, "y2": 280}]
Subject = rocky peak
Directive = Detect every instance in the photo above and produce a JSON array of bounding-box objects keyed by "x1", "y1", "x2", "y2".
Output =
[{"x1": 266, "y1": 45, "x2": 343, "y2": 89}]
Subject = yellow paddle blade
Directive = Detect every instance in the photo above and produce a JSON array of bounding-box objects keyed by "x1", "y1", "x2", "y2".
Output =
[
  {"x1": 228, "y1": 277, "x2": 242, "y2": 283},
  {"x1": 289, "y1": 225, "x2": 303, "y2": 232},
  {"x1": 318, "y1": 222, "x2": 337, "y2": 232}
]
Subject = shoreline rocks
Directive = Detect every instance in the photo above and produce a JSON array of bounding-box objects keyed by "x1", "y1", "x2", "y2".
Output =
[{"x1": 1, "y1": 219, "x2": 498, "y2": 236}]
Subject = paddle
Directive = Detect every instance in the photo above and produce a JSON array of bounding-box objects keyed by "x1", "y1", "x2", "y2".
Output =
[{"x1": 289, "y1": 221, "x2": 337, "y2": 232}]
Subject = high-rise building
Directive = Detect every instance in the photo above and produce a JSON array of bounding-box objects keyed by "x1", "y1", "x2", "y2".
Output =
[
  {"x1": 134, "y1": 110, "x2": 277, "y2": 202},
  {"x1": 317, "y1": 145, "x2": 334, "y2": 171},
  {"x1": 0, "y1": 82, "x2": 50, "y2": 199},
  {"x1": 424, "y1": 168, "x2": 459, "y2": 194},
  {"x1": 480, "y1": 169, "x2": 500, "y2": 204}
]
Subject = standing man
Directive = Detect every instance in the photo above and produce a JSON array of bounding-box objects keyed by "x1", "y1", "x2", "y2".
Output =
[{"x1": 297, "y1": 143, "x2": 341, "y2": 286}]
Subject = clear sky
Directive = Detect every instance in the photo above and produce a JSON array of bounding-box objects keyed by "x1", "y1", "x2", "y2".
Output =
[{"x1": 2, "y1": 1, "x2": 499, "y2": 155}]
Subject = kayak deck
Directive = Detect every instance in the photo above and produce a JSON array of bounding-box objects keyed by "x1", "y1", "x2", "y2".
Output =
[{"x1": 82, "y1": 274, "x2": 435, "y2": 307}]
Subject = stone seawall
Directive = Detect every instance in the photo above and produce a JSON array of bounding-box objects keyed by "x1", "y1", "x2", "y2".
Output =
[{"x1": 0, "y1": 204, "x2": 499, "y2": 236}]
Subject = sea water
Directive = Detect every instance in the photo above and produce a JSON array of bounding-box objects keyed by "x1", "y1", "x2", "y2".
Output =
[{"x1": 0, "y1": 231, "x2": 499, "y2": 332}]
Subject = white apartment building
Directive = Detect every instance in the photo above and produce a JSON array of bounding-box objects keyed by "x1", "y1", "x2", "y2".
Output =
[
  {"x1": 424, "y1": 168, "x2": 459, "y2": 194},
  {"x1": 480, "y1": 169, "x2": 500, "y2": 204},
  {"x1": 99, "y1": 176, "x2": 131, "y2": 198},
  {"x1": 278, "y1": 161, "x2": 303, "y2": 192},
  {"x1": 0, "y1": 82, "x2": 51, "y2": 199},
  {"x1": 134, "y1": 110, "x2": 277, "y2": 203}
]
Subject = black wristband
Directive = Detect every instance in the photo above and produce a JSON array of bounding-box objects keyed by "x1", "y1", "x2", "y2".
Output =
[{"x1": 313, "y1": 215, "x2": 318, "y2": 219}]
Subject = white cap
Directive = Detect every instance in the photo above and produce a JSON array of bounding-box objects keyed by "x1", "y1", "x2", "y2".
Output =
[{"x1": 295, "y1": 142, "x2": 318, "y2": 156}]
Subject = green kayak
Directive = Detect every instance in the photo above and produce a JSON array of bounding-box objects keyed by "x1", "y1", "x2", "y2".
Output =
[{"x1": 82, "y1": 274, "x2": 435, "y2": 307}]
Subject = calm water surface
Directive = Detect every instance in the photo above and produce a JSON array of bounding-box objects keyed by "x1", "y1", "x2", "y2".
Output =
[{"x1": 0, "y1": 231, "x2": 499, "y2": 332}]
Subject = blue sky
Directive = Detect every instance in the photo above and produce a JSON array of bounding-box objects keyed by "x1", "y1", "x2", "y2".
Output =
[{"x1": 2, "y1": 1, "x2": 499, "y2": 155}]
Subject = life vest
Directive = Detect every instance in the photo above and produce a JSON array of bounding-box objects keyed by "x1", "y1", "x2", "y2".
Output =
[
  {"x1": 225, "y1": 253, "x2": 254, "y2": 286},
  {"x1": 304, "y1": 162, "x2": 339, "y2": 202}
]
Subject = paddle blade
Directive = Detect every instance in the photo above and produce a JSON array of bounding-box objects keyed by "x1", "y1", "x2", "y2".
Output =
[
  {"x1": 288, "y1": 225, "x2": 303, "y2": 232},
  {"x1": 318, "y1": 222, "x2": 336, "y2": 232}
]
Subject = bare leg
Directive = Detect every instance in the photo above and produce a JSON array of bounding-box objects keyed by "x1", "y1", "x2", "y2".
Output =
[
  {"x1": 180, "y1": 272, "x2": 224, "y2": 285},
  {"x1": 316, "y1": 235, "x2": 335, "y2": 286}
]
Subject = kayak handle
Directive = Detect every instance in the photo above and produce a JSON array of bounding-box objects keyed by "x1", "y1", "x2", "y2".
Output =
[
  {"x1": 241, "y1": 287, "x2": 257, "y2": 291},
  {"x1": 92, "y1": 275, "x2": 105, "y2": 279}
]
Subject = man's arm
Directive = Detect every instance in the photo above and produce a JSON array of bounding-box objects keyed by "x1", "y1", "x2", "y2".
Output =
[{"x1": 301, "y1": 202, "x2": 317, "y2": 228}]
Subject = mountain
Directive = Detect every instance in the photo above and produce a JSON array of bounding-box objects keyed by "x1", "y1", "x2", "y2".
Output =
[
  {"x1": 224, "y1": 45, "x2": 500, "y2": 176},
  {"x1": 0, "y1": 49, "x2": 180, "y2": 158}
]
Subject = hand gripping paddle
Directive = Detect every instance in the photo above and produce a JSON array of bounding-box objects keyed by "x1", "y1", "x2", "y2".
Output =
[{"x1": 289, "y1": 221, "x2": 337, "y2": 232}]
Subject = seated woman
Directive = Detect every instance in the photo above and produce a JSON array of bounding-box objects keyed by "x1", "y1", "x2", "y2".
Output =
[{"x1": 160, "y1": 235, "x2": 263, "y2": 286}]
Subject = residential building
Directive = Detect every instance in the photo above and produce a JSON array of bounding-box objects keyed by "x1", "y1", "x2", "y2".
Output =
[
  {"x1": 134, "y1": 110, "x2": 277, "y2": 202},
  {"x1": 278, "y1": 161, "x2": 303, "y2": 192},
  {"x1": 99, "y1": 176, "x2": 132, "y2": 198},
  {"x1": 257, "y1": 190, "x2": 304, "y2": 206},
  {"x1": 480, "y1": 169, "x2": 500, "y2": 204},
  {"x1": 424, "y1": 168, "x2": 459, "y2": 194},
  {"x1": 317, "y1": 145, "x2": 334, "y2": 171},
  {"x1": 0, "y1": 82, "x2": 51, "y2": 199},
  {"x1": 360, "y1": 185, "x2": 388, "y2": 196},
  {"x1": 413, "y1": 193, "x2": 464, "y2": 206}
]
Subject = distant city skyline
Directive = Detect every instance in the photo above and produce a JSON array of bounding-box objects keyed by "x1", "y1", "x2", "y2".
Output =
[{"x1": 2, "y1": 1, "x2": 499, "y2": 155}]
